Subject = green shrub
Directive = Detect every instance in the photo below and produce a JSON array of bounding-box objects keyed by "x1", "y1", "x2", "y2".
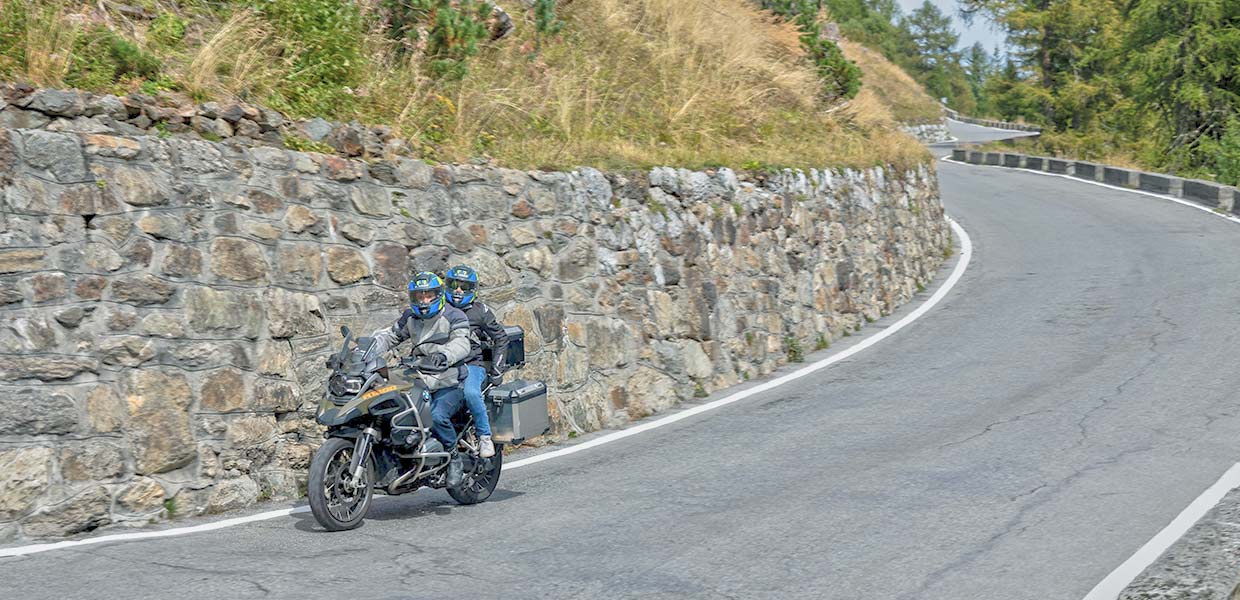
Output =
[
  {"x1": 1214, "y1": 119, "x2": 1240, "y2": 186},
  {"x1": 139, "y1": 74, "x2": 180, "y2": 96},
  {"x1": 65, "y1": 27, "x2": 161, "y2": 89},
  {"x1": 785, "y1": 336, "x2": 804, "y2": 362},
  {"x1": 283, "y1": 134, "x2": 336, "y2": 154},
  {"x1": 814, "y1": 334, "x2": 829, "y2": 350},
  {"x1": 758, "y1": 0, "x2": 861, "y2": 101},
  {"x1": 0, "y1": 2, "x2": 28, "y2": 75},
  {"x1": 260, "y1": 0, "x2": 365, "y2": 116},
  {"x1": 533, "y1": 0, "x2": 564, "y2": 52},
  {"x1": 148, "y1": 13, "x2": 189, "y2": 48},
  {"x1": 801, "y1": 29, "x2": 862, "y2": 100},
  {"x1": 382, "y1": 0, "x2": 491, "y2": 79}
]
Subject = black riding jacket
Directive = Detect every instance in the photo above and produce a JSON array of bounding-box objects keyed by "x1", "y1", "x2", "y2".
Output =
[{"x1": 460, "y1": 301, "x2": 508, "y2": 370}]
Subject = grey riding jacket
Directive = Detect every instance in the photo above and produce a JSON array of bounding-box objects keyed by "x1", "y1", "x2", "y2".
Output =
[{"x1": 370, "y1": 305, "x2": 474, "y2": 391}]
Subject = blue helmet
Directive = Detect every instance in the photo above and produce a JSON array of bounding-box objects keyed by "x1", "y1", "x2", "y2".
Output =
[
  {"x1": 444, "y1": 264, "x2": 478, "y2": 308},
  {"x1": 407, "y1": 272, "x2": 446, "y2": 319}
]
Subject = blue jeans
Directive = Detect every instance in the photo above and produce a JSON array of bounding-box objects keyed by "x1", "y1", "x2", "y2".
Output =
[
  {"x1": 463, "y1": 365, "x2": 492, "y2": 436},
  {"x1": 430, "y1": 387, "x2": 465, "y2": 449}
]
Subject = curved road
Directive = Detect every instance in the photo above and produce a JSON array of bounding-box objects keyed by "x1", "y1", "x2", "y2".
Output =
[{"x1": 6, "y1": 122, "x2": 1240, "y2": 599}]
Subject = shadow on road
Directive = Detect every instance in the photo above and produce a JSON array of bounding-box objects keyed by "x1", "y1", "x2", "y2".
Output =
[{"x1": 291, "y1": 488, "x2": 525, "y2": 533}]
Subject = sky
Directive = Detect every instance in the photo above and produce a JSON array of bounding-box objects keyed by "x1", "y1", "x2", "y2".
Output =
[{"x1": 894, "y1": 0, "x2": 1008, "y2": 55}]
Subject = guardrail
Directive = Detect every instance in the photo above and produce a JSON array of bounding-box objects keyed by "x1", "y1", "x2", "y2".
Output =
[
  {"x1": 951, "y1": 149, "x2": 1238, "y2": 212},
  {"x1": 942, "y1": 108, "x2": 1042, "y2": 133}
]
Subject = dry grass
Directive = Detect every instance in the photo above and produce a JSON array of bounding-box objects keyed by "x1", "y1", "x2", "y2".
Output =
[
  {"x1": 398, "y1": 0, "x2": 928, "y2": 169},
  {"x1": 839, "y1": 40, "x2": 942, "y2": 124},
  {"x1": 182, "y1": 11, "x2": 288, "y2": 103},
  {"x1": 1, "y1": 0, "x2": 935, "y2": 171},
  {"x1": 3, "y1": 2, "x2": 79, "y2": 87}
]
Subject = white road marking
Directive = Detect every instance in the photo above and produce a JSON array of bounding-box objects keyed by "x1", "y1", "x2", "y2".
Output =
[
  {"x1": 0, "y1": 220, "x2": 973, "y2": 559},
  {"x1": 1082, "y1": 462, "x2": 1240, "y2": 600},
  {"x1": 941, "y1": 156, "x2": 1240, "y2": 226},
  {"x1": 0, "y1": 505, "x2": 313, "y2": 558}
]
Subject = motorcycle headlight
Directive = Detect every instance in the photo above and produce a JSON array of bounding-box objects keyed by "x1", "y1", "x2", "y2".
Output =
[
  {"x1": 345, "y1": 377, "x2": 364, "y2": 394},
  {"x1": 328, "y1": 374, "x2": 365, "y2": 397}
]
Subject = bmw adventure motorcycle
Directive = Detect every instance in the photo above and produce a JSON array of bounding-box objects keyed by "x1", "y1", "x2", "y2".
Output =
[{"x1": 307, "y1": 326, "x2": 503, "y2": 531}]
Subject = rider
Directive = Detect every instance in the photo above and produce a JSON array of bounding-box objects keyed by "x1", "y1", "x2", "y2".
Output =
[
  {"x1": 370, "y1": 272, "x2": 474, "y2": 489},
  {"x1": 444, "y1": 265, "x2": 508, "y2": 459}
]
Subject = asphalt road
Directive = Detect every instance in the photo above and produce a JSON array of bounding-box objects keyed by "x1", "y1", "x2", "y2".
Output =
[
  {"x1": 5, "y1": 122, "x2": 1240, "y2": 600},
  {"x1": 933, "y1": 118, "x2": 1042, "y2": 146}
]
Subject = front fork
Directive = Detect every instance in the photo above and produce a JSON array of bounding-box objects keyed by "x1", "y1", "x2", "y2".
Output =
[{"x1": 348, "y1": 427, "x2": 378, "y2": 489}]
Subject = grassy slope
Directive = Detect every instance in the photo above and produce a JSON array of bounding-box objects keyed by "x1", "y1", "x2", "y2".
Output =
[
  {"x1": 0, "y1": 0, "x2": 940, "y2": 171},
  {"x1": 838, "y1": 40, "x2": 942, "y2": 125}
]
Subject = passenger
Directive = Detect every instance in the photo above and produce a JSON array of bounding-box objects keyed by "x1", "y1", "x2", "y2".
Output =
[{"x1": 444, "y1": 264, "x2": 508, "y2": 459}]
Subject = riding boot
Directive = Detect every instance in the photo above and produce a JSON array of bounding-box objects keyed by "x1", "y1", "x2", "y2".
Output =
[{"x1": 446, "y1": 452, "x2": 464, "y2": 489}]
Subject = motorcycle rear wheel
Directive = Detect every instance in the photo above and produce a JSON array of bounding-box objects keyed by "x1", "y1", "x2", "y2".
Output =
[
  {"x1": 308, "y1": 437, "x2": 375, "y2": 531},
  {"x1": 448, "y1": 444, "x2": 503, "y2": 505}
]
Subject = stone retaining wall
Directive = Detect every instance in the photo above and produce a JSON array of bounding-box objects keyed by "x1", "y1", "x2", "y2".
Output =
[
  {"x1": 0, "y1": 128, "x2": 948, "y2": 542},
  {"x1": 952, "y1": 149, "x2": 1239, "y2": 213},
  {"x1": 901, "y1": 121, "x2": 951, "y2": 144},
  {"x1": 0, "y1": 84, "x2": 411, "y2": 159}
]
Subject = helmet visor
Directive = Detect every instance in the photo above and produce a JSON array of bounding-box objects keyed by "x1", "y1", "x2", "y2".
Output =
[{"x1": 409, "y1": 289, "x2": 439, "y2": 305}]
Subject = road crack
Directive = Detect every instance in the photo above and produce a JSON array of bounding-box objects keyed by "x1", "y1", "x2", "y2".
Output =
[
  {"x1": 938, "y1": 408, "x2": 1055, "y2": 449},
  {"x1": 899, "y1": 443, "x2": 1156, "y2": 599},
  {"x1": 1071, "y1": 306, "x2": 1178, "y2": 450}
]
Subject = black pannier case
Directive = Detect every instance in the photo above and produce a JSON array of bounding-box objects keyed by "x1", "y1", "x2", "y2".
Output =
[{"x1": 482, "y1": 325, "x2": 526, "y2": 370}]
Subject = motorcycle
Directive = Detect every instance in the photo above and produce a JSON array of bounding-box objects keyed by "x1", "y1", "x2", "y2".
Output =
[{"x1": 307, "y1": 326, "x2": 504, "y2": 531}]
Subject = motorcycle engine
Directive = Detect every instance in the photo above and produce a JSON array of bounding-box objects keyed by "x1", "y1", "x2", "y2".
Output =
[{"x1": 400, "y1": 430, "x2": 423, "y2": 448}]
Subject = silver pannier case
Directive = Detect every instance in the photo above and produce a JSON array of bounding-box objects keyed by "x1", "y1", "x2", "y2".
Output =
[
  {"x1": 482, "y1": 325, "x2": 548, "y2": 443},
  {"x1": 487, "y1": 379, "x2": 549, "y2": 444}
]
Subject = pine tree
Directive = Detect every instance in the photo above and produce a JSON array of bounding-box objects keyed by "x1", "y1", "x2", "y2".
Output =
[
  {"x1": 1125, "y1": 0, "x2": 1240, "y2": 177},
  {"x1": 533, "y1": 0, "x2": 564, "y2": 53},
  {"x1": 902, "y1": 1, "x2": 957, "y2": 73},
  {"x1": 963, "y1": 42, "x2": 993, "y2": 115}
]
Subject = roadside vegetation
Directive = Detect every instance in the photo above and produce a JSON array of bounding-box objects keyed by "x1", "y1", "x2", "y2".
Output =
[
  {"x1": 776, "y1": 0, "x2": 1238, "y2": 185},
  {"x1": 760, "y1": 0, "x2": 991, "y2": 119},
  {"x1": 837, "y1": 39, "x2": 941, "y2": 124},
  {"x1": 960, "y1": 0, "x2": 1240, "y2": 185},
  {"x1": 0, "y1": 0, "x2": 937, "y2": 170}
]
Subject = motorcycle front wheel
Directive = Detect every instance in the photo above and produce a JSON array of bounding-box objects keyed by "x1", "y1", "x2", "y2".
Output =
[
  {"x1": 448, "y1": 443, "x2": 503, "y2": 505},
  {"x1": 308, "y1": 437, "x2": 375, "y2": 531}
]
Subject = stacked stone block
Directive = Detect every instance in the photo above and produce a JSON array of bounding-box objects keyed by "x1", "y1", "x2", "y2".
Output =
[
  {"x1": 900, "y1": 122, "x2": 952, "y2": 143},
  {"x1": 0, "y1": 128, "x2": 948, "y2": 542}
]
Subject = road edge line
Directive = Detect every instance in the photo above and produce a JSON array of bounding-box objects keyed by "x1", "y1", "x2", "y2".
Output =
[
  {"x1": 0, "y1": 219, "x2": 974, "y2": 559},
  {"x1": 1082, "y1": 462, "x2": 1240, "y2": 600}
]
